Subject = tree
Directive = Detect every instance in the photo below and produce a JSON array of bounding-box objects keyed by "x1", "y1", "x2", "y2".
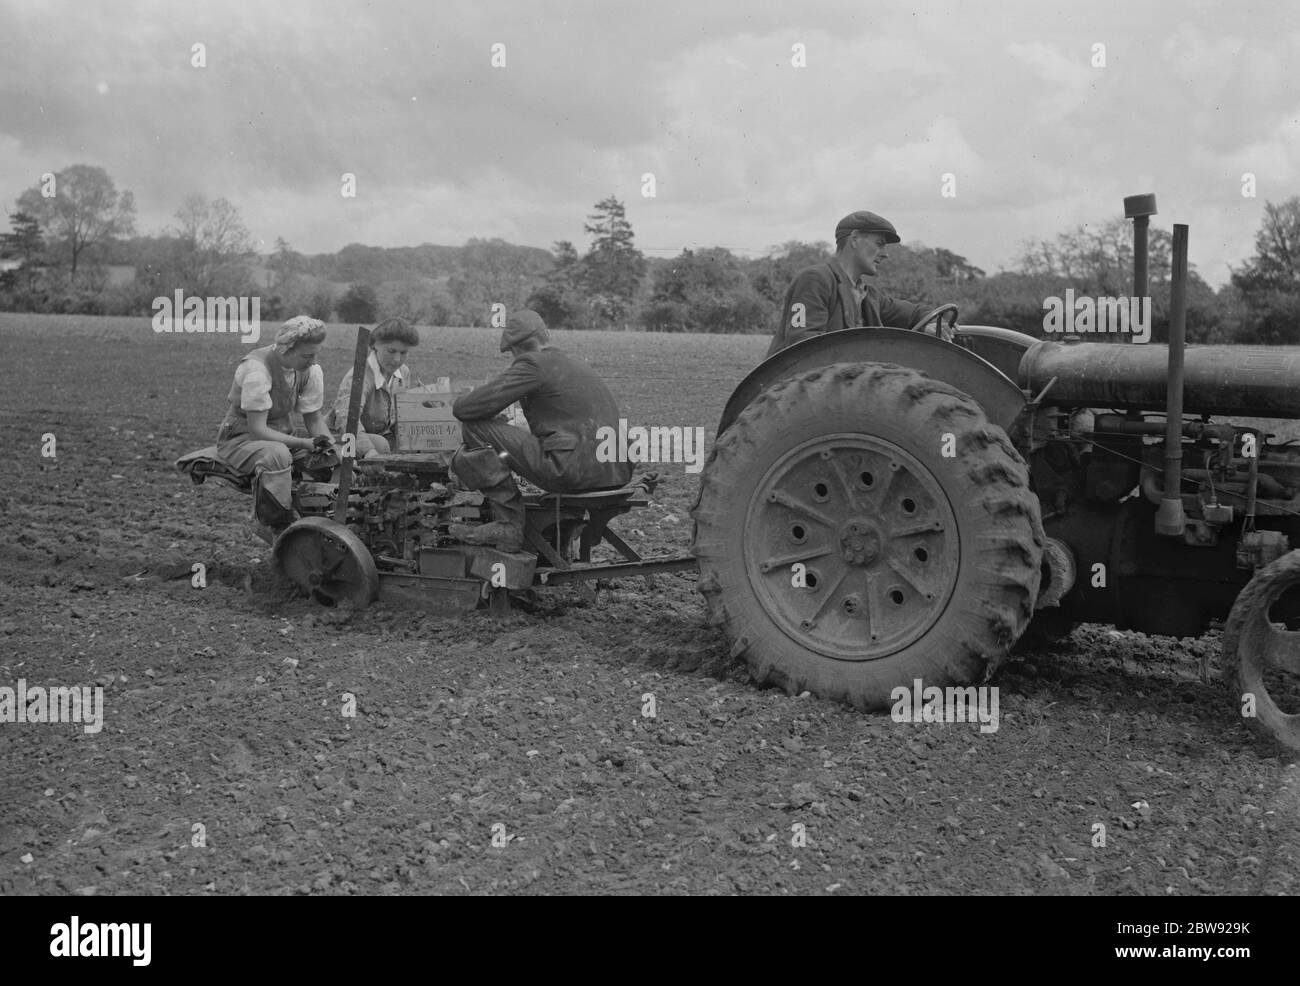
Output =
[
  {"x1": 268, "y1": 237, "x2": 304, "y2": 284},
  {"x1": 1017, "y1": 218, "x2": 1173, "y2": 295},
  {"x1": 579, "y1": 196, "x2": 645, "y2": 325},
  {"x1": 640, "y1": 247, "x2": 768, "y2": 334},
  {"x1": 526, "y1": 239, "x2": 591, "y2": 328},
  {"x1": 166, "y1": 194, "x2": 254, "y2": 296},
  {"x1": 16, "y1": 164, "x2": 135, "y2": 279},
  {"x1": 305, "y1": 288, "x2": 336, "y2": 322},
  {"x1": 337, "y1": 283, "x2": 379, "y2": 323},
  {"x1": 447, "y1": 237, "x2": 552, "y2": 325},
  {"x1": 0, "y1": 211, "x2": 45, "y2": 299},
  {"x1": 1229, "y1": 198, "x2": 1300, "y2": 344},
  {"x1": 932, "y1": 247, "x2": 985, "y2": 283},
  {"x1": 748, "y1": 241, "x2": 833, "y2": 307},
  {"x1": 1008, "y1": 216, "x2": 1230, "y2": 343},
  {"x1": 1232, "y1": 198, "x2": 1300, "y2": 293}
]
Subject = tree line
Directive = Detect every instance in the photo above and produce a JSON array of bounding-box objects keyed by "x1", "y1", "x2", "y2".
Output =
[{"x1": 3, "y1": 163, "x2": 1298, "y2": 344}]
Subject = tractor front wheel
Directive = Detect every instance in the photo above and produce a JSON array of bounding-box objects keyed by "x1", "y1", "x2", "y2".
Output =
[{"x1": 1223, "y1": 550, "x2": 1300, "y2": 753}]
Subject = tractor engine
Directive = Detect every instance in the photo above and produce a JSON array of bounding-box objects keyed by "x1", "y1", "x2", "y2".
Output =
[{"x1": 1018, "y1": 340, "x2": 1300, "y2": 638}]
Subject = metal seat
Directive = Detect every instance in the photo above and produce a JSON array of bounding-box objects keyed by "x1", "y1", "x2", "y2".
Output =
[
  {"x1": 533, "y1": 485, "x2": 647, "y2": 509},
  {"x1": 523, "y1": 484, "x2": 651, "y2": 571}
]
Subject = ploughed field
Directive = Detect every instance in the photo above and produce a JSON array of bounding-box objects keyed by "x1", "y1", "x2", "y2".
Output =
[{"x1": 1, "y1": 312, "x2": 1296, "y2": 896}]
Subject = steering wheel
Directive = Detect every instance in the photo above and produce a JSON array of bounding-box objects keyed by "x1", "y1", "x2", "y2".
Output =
[{"x1": 908, "y1": 303, "x2": 960, "y2": 342}]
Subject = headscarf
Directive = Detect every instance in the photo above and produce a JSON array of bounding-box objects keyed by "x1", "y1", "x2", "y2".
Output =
[{"x1": 274, "y1": 315, "x2": 327, "y2": 354}]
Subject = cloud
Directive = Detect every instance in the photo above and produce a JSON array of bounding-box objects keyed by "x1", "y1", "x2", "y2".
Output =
[{"x1": 0, "y1": 0, "x2": 1295, "y2": 287}]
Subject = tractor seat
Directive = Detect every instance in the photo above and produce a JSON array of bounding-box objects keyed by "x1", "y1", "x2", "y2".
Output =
[
  {"x1": 532, "y1": 486, "x2": 648, "y2": 510},
  {"x1": 175, "y1": 446, "x2": 253, "y2": 492},
  {"x1": 531, "y1": 472, "x2": 659, "y2": 511}
]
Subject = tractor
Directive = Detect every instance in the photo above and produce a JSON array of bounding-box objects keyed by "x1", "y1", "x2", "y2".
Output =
[
  {"x1": 691, "y1": 194, "x2": 1300, "y2": 754},
  {"x1": 176, "y1": 193, "x2": 1300, "y2": 754}
]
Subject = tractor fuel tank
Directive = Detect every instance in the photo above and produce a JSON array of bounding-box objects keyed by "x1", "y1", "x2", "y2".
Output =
[{"x1": 1020, "y1": 341, "x2": 1300, "y2": 419}]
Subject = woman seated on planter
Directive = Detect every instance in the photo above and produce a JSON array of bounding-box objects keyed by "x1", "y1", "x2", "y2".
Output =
[
  {"x1": 216, "y1": 315, "x2": 334, "y2": 532},
  {"x1": 329, "y1": 316, "x2": 421, "y2": 457}
]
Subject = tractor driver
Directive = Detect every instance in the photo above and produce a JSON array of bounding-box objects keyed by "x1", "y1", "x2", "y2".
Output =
[
  {"x1": 448, "y1": 309, "x2": 633, "y2": 553},
  {"x1": 216, "y1": 315, "x2": 334, "y2": 532},
  {"x1": 766, "y1": 210, "x2": 933, "y2": 357}
]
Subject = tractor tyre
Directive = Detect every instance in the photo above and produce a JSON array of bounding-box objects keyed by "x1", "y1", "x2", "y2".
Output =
[
  {"x1": 691, "y1": 362, "x2": 1044, "y2": 709},
  {"x1": 1223, "y1": 549, "x2": 1300, "y2": 754}
]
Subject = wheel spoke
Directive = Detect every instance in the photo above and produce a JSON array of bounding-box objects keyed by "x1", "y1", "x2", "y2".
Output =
[
  {"x1": 804, "y1": 568, "x2": 850, "y2": 627},
  {"x1": 886, "y1": 557, "x2": 932, "y2": 600},
  {"x1": 767, "y1": 490, "x2": 838, "y2": 528},
  {"x1": 291, "y1": 533, "x2": 323, "y2": 576},
  {"x1": 318, "y1": 542, "x2": 348, "y2": 579},
  {"x1": 760, "y1": 546, "x2": 834, "y2": 573},
  {"x1": 887, "y1": 520, "x2": 944, "y2": 540},
  {"x1": 866, "y1": 464, "x2": 900, "y2": 514},
  {"x1": 863, "y1": 570, "x2": 885, "y2": 641},
  {"x1": 829, "y1": 456, "x2": 863, "y2": 511},
  {"x1": 861, "y1": 570, "x2": 879, "y2": 641}
]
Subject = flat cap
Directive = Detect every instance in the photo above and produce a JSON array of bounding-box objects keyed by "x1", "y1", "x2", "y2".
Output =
[
  {"x1": 835, "y1": 210, "x2": 901, "y2": 244},
  {"x1": 499, "y1": 309, "x2": 547, "y2": 352}
]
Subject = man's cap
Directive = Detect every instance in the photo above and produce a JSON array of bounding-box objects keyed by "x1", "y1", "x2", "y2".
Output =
[
  {"x1": 835, "y1": 211, "x2": 901, "y2": 245},
  {"x1": 499, "y1": 309, "x2": 547, "y2": 352}
]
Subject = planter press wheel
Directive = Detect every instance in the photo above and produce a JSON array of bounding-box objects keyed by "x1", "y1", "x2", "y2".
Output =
[
  {"x1": 1223, "y1": 550, "x2": 1300, "y2": 754},
  {"x1": 273, "y1": 516, "x2": 379, "y2": 608}
]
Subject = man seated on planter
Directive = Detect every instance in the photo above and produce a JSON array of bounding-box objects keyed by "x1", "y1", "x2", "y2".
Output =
[{"x1": 448, "y1": 309, "x2": 632, "y2": 553}]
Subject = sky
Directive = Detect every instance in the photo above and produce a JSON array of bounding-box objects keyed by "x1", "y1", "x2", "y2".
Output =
[{"x1": 1, "y1": 0, "x2": 1297, "y2": 288}]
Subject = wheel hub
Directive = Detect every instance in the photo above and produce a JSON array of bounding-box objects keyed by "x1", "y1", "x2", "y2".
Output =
[
  {"x1": 837, "y1": 519, "x2": 881, "y2": 566},
  {"x1": 745, "y1": 434, "x2": 959, "y2": 662}
]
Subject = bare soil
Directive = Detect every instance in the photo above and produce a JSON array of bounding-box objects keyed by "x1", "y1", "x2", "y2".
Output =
[{"x1": 1, "y1": 313, "x2": 1296, "y2": 895}]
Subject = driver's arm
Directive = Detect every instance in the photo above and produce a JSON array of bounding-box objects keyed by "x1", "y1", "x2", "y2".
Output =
[{"x1": 878, "y1": 292, "x2": 932, "y2": 331}]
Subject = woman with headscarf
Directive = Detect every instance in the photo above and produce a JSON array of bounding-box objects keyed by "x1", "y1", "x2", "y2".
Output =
[
  {"x1": 216, "y1": 315, "x2": 333, "y2": 531},
  {"x1": 328, "y1": 316, "x2": 421, "y2": 457}
]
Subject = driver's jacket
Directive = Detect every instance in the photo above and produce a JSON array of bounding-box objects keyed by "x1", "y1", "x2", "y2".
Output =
[{"x1": 766, "y1": 259, "x2": 930, "y2": 357}]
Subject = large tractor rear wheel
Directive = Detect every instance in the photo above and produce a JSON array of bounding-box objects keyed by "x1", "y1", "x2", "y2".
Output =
[{"x1": 691, "y1": 363, "x2": 1043, "y2": 708}]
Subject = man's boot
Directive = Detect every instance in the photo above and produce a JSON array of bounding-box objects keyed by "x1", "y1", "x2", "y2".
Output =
[
  {"x1": 450, "y1": 487, "x2": 525, "y2": 552},
  {"x1": 449, "y1": 446, "x2": 526, "y2": 552},
  {"x1": 451, "y1": 520, "x2": 524, "y2": 553}
]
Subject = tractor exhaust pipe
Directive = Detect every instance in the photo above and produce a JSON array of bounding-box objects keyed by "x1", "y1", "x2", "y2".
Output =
[
  {"x1": 1155, "y1": 223, "x2": 1189, "y2": 537},
  {"x1": 1124, "y1": 193, "x2": 1157, "y2": 347}
]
